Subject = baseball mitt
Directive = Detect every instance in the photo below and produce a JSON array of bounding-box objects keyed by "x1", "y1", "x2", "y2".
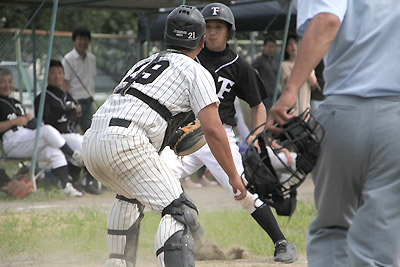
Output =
[
  {"x1": 170, "y1": 118, "x2": 206, "y2": 156},
  {"x1": 1, "y1": 180, "x2": 33, "y2": 199}
]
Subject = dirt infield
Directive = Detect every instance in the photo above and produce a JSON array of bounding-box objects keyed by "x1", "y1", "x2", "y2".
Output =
[
  {"x1": 0, "y1": 177, "x2": 314, "y2": 214},
  {"x1": 0, "y1": 177, "x2": 314, "y2": 266}
]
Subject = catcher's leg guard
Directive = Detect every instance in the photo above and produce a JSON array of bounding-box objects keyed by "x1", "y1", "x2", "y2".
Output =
[
  {"x1": 156, "y1": 192, "x2": 201, "y2": 267},
  {"x1": 162, "y1": 192, "x2": 203, "y2": 239},
  {"x1": 106, "y1": 195, "x2": 144, "y2": 267},
  {"x1": 157, "y1": 228, "x2": 194, "y2": 267}
]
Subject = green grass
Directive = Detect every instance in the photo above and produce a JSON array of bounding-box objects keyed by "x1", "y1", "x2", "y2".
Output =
[
  {"x1": 0, "y1": 202, "x2": 316, "y2": 264},
  {"x1": 0, "y1": 177, "x2": 70, "y2": 202},
  {"x1": 0, "y1": 208, "x2": 108, "y2": 264},
  {"x1": 199, "y1": 201, "x2": 315, "y2": 256}
]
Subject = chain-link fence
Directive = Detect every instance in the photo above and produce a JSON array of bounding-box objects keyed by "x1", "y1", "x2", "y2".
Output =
[
  {"x1": 1, "y1": 28, "x2": 282, "y2": 112},
  {"x1": 0, "y1": 29, "x2": 139, "y2": 94}
]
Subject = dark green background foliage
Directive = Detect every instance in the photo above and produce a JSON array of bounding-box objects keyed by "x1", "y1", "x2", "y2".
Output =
[{"x1": 0, "y1": 6, "x2": 138, "y2": 34}]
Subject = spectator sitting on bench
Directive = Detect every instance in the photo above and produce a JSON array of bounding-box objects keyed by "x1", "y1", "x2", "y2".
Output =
[
  {"x1": 34, "y1": 59, "x2": 101, "y2": 195},
  {"x1": 0, "y1": 67, "x2": 82, "y2": 197}
]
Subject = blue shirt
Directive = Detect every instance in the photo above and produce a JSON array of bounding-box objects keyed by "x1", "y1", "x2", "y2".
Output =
[{"x1": 296, "y1": 0, "x2": 400, "y2": 97}]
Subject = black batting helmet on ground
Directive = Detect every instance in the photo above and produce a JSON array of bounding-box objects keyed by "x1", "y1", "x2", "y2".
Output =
[
  {"x1": 164, "y1": 5, "x2": 206, "y2": 50},
  {"x1": 201, "y1": 3, "x2": 236, "y2": 39}
]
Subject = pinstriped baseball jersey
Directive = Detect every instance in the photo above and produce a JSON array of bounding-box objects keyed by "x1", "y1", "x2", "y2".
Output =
[{"x1": 92, "y1": 49, "x2": 219, "y2": 151}]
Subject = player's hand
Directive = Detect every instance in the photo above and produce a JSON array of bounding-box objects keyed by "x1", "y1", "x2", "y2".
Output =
[
  {"x1": 14, "y1": 115, "x2": 30, "y2": 126},
  {"x1": 229, "y1": 174, "x2": 247, "y2": 200},
  {"x1": 266, "y1": 87, "x2": 298, "y2": 133},
  {"x1": 281, "y1": 148, "x2": 294, "y2": 167},
  {"x1": 247, "y1": 133, "x2": 262, "y2": 152},
  {"x1": 247, "y1": 134, "x2": 257, "y2": 145},
  {"x1": 76, "y1": 104, "x2": 82, "y2": 116},
  {"x1": 25, "y1": 114, "x2": 33, "y2": 120}
]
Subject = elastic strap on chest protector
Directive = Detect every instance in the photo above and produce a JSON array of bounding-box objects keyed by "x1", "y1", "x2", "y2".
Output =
[{"x1": 114, "y1": 51, "x2": 193, "y2": 153}]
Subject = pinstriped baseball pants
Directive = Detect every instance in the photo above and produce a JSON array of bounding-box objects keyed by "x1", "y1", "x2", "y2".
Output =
[
  {"x1": 82, "y1": 122, "x2": 184, "y2": 267},
  {"x1": 307, "y1": 95, "x2": 400, "y2": 266}
]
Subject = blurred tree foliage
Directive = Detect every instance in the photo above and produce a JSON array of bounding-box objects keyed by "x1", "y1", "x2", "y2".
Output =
[
  {"x1": 0, "y1": 5, "x2": 142, "y2": 92},
  {"x1": 0, "y1": 5, "x2": 138, "y2": 34}
]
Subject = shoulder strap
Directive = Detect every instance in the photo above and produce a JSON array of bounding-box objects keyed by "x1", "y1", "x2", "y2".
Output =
[
  {"x1": 0, "y1": 98, "x2": 23, "y2": 116},
  {"x1": 116, "y1": 51, "x2": 168, "y2": 96},
  {"x1": 115, "y1": 51, "x2": 173, "y2": 122}
]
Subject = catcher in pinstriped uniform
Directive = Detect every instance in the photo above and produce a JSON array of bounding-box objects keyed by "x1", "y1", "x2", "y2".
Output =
[{"x1": 82, "y1": 5, "x2": 247, "y2": 267}]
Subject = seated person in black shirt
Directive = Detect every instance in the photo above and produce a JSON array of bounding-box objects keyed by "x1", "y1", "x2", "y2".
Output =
[
  {"x1": 34, "y1": 59, "x2": 101, "y2": 195},
  {"x1": 0, "y1": 67, "x2": 82, "y2": 197}
]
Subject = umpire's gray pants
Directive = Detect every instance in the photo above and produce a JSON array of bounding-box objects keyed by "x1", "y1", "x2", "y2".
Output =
[{"x1": 307, "y1": 95, "x2": 400, "y2": 267}]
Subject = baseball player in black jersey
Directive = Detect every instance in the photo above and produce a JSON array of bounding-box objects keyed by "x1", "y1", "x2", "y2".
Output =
[
  {"x1": 34, "y1": 59, "x2": 101, "y2": 195},
  {"x1": 161, "y1": 3, "x2": 298, "y2": 263},
  {"x1": 0, "y1": 67, "x2": 83, "y2": 197},
  {"x1": 81, "y1": 5, "x2": 247, "y2": 267}
]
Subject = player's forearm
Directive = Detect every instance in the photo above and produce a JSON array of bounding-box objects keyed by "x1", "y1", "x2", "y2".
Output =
[
  {"x1": 205, "y1": 126, "x2": 238, "y2": 178},
  {"x1": 308, "y1": 71, "x2": 318, "y2": 89},
  {"x1": 251, "y1": 103, "x2": 267, "y2": 136},
  {"x1": 0, "y1": 117, "x2": 22, "y2": 133},
  {"x1": 199, "y1": 104, "x2": 239, "y2": 179},
  {"x1": 286, "y1": 13, "x2": 340, "y2": 92},
  {"x1": 0, "y1": 121, "x2": 14, "y2": 133}
]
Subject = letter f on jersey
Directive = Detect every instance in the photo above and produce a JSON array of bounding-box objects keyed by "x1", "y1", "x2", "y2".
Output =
[{"x1": 216, "y1": 76, "x2": 235, "y2": 99}]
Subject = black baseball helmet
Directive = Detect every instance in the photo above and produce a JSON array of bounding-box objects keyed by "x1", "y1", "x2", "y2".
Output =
[
  {"x1": 164, "y1": 5, "x2": 206, "y2": 50},
  {"x1": 201, "y1": 3, "x2": 236, "y2": 39}
]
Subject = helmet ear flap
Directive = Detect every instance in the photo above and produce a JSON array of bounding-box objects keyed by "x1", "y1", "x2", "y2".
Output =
[{"x1": 228, "y1": 24, "x2": 236, "y2": 39}]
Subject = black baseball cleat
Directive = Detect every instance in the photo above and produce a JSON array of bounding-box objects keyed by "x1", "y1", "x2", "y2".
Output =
[
  {"x1": 72, "y1": 182, "x2": 86, "y2": 195},
  {"x1": 274, "y1": 239, "x2": 298, "y2": 263},
  {"x1": 84, "y1": 182, "x2": 102, "y2": 195}
]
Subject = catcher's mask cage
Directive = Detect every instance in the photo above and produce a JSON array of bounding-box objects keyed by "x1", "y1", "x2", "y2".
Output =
[{"x1": 242, "y1": 109, "x2": 324, "y2": 217}]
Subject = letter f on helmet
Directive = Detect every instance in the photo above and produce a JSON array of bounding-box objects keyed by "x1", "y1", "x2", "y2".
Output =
[{"x1": 211, "y1": 6, "x2": 220, "y2": 15}]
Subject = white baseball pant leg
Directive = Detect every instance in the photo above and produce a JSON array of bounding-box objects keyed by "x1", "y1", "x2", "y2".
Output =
[
  {"x1": 266, "y1": 146, "x2": 297, "y2": 172},
  {"x1": 161, "y1": 124, "x2": 264, "y2": 214},
  {"x1": 62, "y1": 133, "x2": 83, "y2": 152},
  {"x1": 62, "y1": 133, "x2": 84, "y2": 167},
  {"x1": 3, "y1": 125, "x2": 68, "y2": 168}
]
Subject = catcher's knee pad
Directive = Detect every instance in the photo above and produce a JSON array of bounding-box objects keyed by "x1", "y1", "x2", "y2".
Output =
[
  {"x1": 156, "y1": 228, "x2": 195, "y2": 267},
  {"x1": 156, "y1": 193, "x2": 201, "y2": 266},
  {"x1": 106, "y1": 195, "x2": 144, "y2": 267},
  {"x1": 161, "y1": 192, "x2": 201, "y2": 235}
]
